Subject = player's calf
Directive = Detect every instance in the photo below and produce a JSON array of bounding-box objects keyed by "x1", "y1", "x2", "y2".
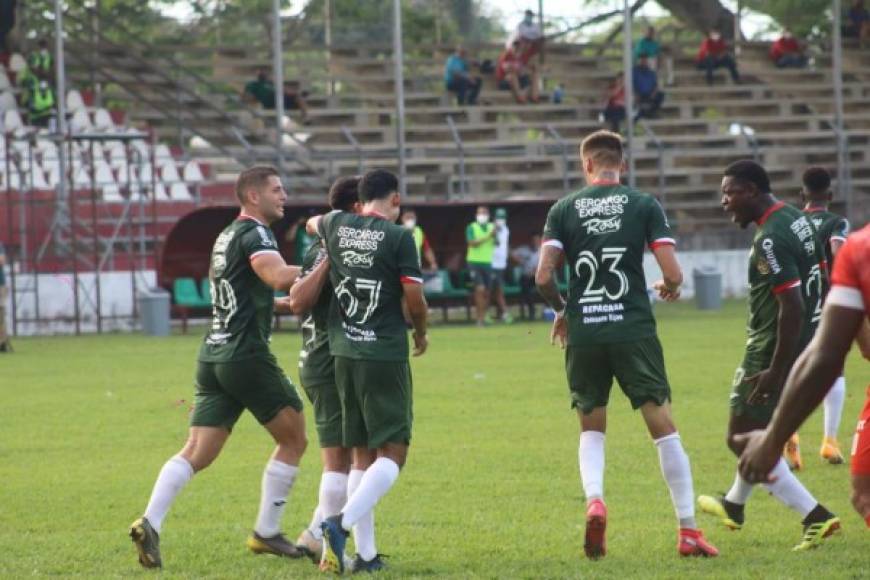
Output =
[{"x1": 851, "y1": 475, "x2": 870, "y2": 527}]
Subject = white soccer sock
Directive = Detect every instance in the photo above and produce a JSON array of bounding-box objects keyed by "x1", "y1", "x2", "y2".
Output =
[
  {"x1": 763, "y1": 458, "x2": 817, "y2": 517},
  {"x1": 654, "y1": 432, "x2": 696, "y2": 529},
  {"x1": 579, "y1": 430, "x2": 605, "y2": 501},
  {"x1": 254, "y1": 459, "x2": 299, "y2": 538},
  {"x1": 724, "y1": 471, "x2": 755, "y2": 505},
  {"x1": 143, "y1": 455, "x2": 194, "y2": 534},
  {"x1": 348, "y1": 468, "x2": 378, "y2": 561},
  {"x1": 823, "y1": 376, "x2": 847, "y2": 439},
  {"x1": 341, "y1": 459, "x2": 399, "y2": 532},
  {"x1": 307, "y1": 506, "x2": 323, "y2": 540}
]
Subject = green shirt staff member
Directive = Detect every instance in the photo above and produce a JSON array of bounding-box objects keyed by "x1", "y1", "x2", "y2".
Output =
[
  {"x1": 401, "y1": 208, "x2": 438, "y2": 271},
  {"x1": 466, "y1": 205, "x2": 497, "y2": 327}
]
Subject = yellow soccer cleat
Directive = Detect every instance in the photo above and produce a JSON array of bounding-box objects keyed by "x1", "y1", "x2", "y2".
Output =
[
  {"x1": 784, "y1": 434, "x2": 803, "y2": 471},
  {"x1": 793, "y1": 516, "x2": 840, "y2": 551},
  {"x1": 820, "y1": 437, "x2": 845, "y2": 465},
  {"x1": 698, "y1": 495, "x2": 744, "y2": 530}
]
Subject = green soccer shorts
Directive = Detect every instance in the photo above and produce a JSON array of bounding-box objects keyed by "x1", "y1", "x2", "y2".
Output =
[
  {"x1": 300, "y1": 380, "x2": 343, "y2": 448},
  {"x1": 565, "y1": 336, "x2": 671, "y2": 415},
  {"x1": 729, "y1": 354, "x2": 778, "y2": 424},
  {"x1": 334, "y1": 356, "x2": 413, "y2": 449},
  {"x1": 192, "y1": 355, "x2": 303, "y2": 430}
]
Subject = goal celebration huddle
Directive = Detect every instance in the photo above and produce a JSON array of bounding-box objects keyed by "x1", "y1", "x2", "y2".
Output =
[{"x1": 128, "y1": 131, "x2": 869, "y2": 573}]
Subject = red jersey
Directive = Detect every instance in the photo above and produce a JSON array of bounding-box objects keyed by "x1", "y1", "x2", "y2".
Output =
[
  {"x1": 828, "y1": 223, "x2": 870, "y2": 317},
  {"x1": 770, "y1": 37, "x2": 801, "y2": 61},
  {"x1": 697, "y1": 37, "x2": 728, "y2": 61}
]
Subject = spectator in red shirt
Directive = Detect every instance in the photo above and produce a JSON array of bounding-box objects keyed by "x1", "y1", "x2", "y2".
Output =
[
  {"x1": 770, "y1": 30, "x2": 808, "y2": 68},
  {"x1": 696, "y1": 30, "x2": 740, "y2": 85},
  {"x1": 496, "y1": 39, "x2": 539, "y2": 104},
  {"x1": 600, "y1": 74, "x2": 625, "y2": 133}
]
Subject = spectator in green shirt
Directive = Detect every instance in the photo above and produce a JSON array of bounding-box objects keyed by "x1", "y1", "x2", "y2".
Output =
[
  {"x1": 635, "y1": 27, "x2": 673, "y2": 86},
  {"x1": 242, "y1": 69, "x2": 310, "y2": 124}
]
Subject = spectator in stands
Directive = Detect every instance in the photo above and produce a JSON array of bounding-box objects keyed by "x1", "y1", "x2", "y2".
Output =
[
  {"x1": 444, "y1": 45, "x2": 482, "y2": 106},
  {"x1": 696, "y1": 30, "x2": 740, "y2": 85},
  {"x1": 770, "y1": 29, "x2": 808, "y2": 68},
  {"x1": 633, "y1": 54, "x2": 665, "y2": 120},
  {"x1": 466, "y1": 206, "x2": 497, "y2": 327},
  {"x1": 511, "y1": 234, "x2": 541, "y2": 321},
  {"x1": 507, "y1": 9, "x2": 544, "y2": 63},
  {"x1": 600, "y1": 74, "x2": 625, "y2": 133},
  {"x1": 0, "y1": 242, "x2": 10, "y2": 353},
  {"x1": 847, "y1": 0, "x2": 870, "y2": 45},
  {"x1": 402, "y1": 209, "x2": 438, "y2": 271},
  {"x1": 27, "y1": 78, "x2": 55, "y2": 127},
  {"x1": 28, "y1": 39, "x2": 53, "y2": 81},
  {"x1": 496, "y1": 39, "x2": 540, "y2": 104},
  {"x1": 242, "y1": 69, "x2": 310, "y2": 124},
  {"x1": 490, "y1": 208, "x2": 513, "y2": 324},
  {"x1": 0, "y1": 0, "x2": 16, "y2": 54},
  {"x1": 635, "y1": 26, "x2": 674, "y2": 86}
]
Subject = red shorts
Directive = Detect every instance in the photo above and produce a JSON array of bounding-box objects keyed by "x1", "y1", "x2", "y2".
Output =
[{"x1": 852, "y1": 393, "x2": 870, "y2": 476}]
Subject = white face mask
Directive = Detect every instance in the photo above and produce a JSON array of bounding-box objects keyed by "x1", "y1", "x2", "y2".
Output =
[
  {"x1": 476, "y1": 214, "x2": 489, "y2": 225},
  {"x1": 711, "y1": 33, "x2": 721, "y2": 41},
  {"x1": 495, "y1": 218, "x2": 507, "y2": 227},
  {"x1": 403, "y1": 219, "x2": 416, "y2": 229}
]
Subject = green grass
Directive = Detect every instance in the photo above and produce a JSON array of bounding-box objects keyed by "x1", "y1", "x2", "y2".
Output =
[{"x1": 0, "y1": 300, "x2": 867, "y2": 579}]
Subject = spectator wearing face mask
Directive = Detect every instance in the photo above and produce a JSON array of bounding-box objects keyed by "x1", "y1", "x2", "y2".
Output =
[
  {"x1": 466, "y1": 206, "x2": 497, "y2": 327},
  {"x1": 489, "y1": 208, "x2": 513, "y2": 324},
  {"x1": 696, "y1": 30, "x2": 740, "y2": 86},
  {"x1": 507, "y1": 9, "x2": 544, "y2": 63},
  {"x1": 401, "y1": 209, "x2": 438, "y2": 271},
  {"x1": 770, "y1": 29, "x2": 808, "y2": 68}
]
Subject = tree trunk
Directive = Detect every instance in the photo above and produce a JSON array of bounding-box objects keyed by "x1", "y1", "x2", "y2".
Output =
[{"x1": 656, "y1": 0, "x2": 737, "y2": 39}]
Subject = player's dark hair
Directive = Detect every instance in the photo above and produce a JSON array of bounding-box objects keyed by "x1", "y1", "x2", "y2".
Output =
[
  {"x1": 328, "y1": 175, "x2": 360, "y2": 211},
  {"x1": 235, "y1": 165, "x2": 279, "y2": 204},
  {"x1": 723, "y1": 159, "x2": 771, "y2": 194},
  {"x1": 580, "y1": 130, "x2": 623, "y2": 168},
  {"x1": 358, "y1": 169, "x2": 398, "y2": 202},
  {"x1": 802, "y1": 166, "x2": 831, "y2": 197}
]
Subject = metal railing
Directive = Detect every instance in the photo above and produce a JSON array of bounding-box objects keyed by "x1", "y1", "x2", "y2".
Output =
[
  {"x1": 341, "y1": 126, "x2": 364, "y2": 174},
  {"x1": 545, "y1": 124, "x2": 570, "y2": 193},
  {"x1": 446, "y1": 115, "x2": 466, "y2": 199},
  {"x1": 638, "y1": 120, "x2": 666, "y2": 204}
]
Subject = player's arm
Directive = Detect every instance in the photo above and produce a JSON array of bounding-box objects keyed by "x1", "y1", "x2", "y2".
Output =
[
  {"x1": 738, "y1": 303, "x2": 864, "y2": 483},
  {"x1": 466, "y1": 224, "x2": 495, "y2": 247},
  {"x1": 858, "y1": 319, "x2": 870, "y2": 360},
  {"x1": 535, "y1": 243, "x2": 566, "y2": 312},
  {"x1": 306, "y1": 215, "x2": 322, "y2": 236},
  {"x1": 651, "y1": 244, "x2": 682, "y2": 301},
  {"x1": 251, "y1": 253, "x2": 301, "y2": 292},
  {"x1": 403, "y1": 282, "x2": 428, "y2": 356},
  {"x1": 830, "y1": 217, "x2": 850, "y2": 257},
  {"x1": 287, "y1": 257, "x2": 330, "y2": 315},
  {"x1": 274, "y1": 296, "x2": 293, "y2": 314},
  {"x1": 422, "y1": 238, "x2": 439, "y2": 271},
  {"x1": 745, "y1": 286, "x2": 803, "y2": 405}
]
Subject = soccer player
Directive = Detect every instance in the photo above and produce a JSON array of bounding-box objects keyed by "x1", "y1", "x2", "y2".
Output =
[
  {"x1": 278, "y1": 177, "x2": 380, "y2": 569},
  {"x1": 311, "y1": 169, "x2": 429, "y2": 574},
  {"x1": 129, "y1": 166, "x2": 307, "y2": 569},
  {"x1": 535, "y1": 130, "x2": 718, "y2": 559},
  {"x1": 698, "y1": 160, "x2": 840, "y2": 551},
  {"x1": 736, "y1": 224, "x2": 870, "y2": 525},
  {"x1": 797, "y1": 166, "x2": 850, "y2": 466}
]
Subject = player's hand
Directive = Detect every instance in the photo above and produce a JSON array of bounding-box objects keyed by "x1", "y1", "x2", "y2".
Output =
[
  {"x1": 734, "y1": 429, "x2": 780, "y2": 484},
  {"x1": 412, "y1": 332, "x2": 428, "y2": 356},
  {"x1": 652, "y1": 280, "x2": 680, "y2": 302},
  {"x1": 550, "y1": 313, "x2": 567, "y2": 349},
  {"x1": 744, "y1": 368, "x2": 781, "y2": 406}
]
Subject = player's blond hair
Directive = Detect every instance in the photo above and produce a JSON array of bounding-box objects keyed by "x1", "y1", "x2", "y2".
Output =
[
  {"x1": 235, "y1": 165, "x2": 280, "y2": 205},
  {"x1": 580, "y1": 130, "x2": 624, "y2": 169}
]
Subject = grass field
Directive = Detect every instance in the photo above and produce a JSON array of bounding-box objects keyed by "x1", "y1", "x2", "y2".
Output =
[{"x1": 1, "y1": 300, "x2": 867, "y2": 579}]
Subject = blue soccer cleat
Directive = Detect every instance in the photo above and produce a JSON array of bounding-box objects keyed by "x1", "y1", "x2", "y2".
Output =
[{"x1": 320, "y1": 515, "x2": 349, "y2": 574}]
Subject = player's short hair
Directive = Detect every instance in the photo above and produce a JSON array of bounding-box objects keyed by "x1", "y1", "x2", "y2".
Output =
[
  {"x1": 401, "y1": 208, "x2": 417, "y2": 217},
  {"x1": 802, "y1": 166, "x2": 831, "y2": 196},
  {"x1": 358, "y1": 169, "x2": 398, "y2": 202},
  {"x1": 723, "y1": 159, "x2": 771, "y2": 194},
  {"x1": 235, "y1": 165, "x2": 279, "y2": 204},
  {"x1": 580, "y1": 130, "x2": 624, "y2": 168},
  {"x1": 328, "y1": 175, "x2": 360, "y2": 211}
]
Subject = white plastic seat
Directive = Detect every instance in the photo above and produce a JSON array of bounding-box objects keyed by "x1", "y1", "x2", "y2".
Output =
[
  {"x1": 28, "y1": 164, "x2": 49, "y2": 189},
  {"x1": 136, "y1": 163, "x2": 167, "y2": 197},
  {"x1": 3, "y1": 108, "x2": 24, "y2": 134},
  {"x1": 66, "y1": 90, "x2": 85, "y2": 113},
  {"x1": 130, "y1": 138, "x2": 149, "y2": 161},
  {"x1": 8, "y1": 54, "x2": 27, "y2": 73},
  {"x1": 170, "y1": 182, "x2": 192, "y2": 200},
  {"x1": 0, "y1": 71, "x2": 10, "y2": 91},
  {"x1": 154, "y1": 143, "x2": 172, "y2": 163},
  {"x1": 182, "y1": 160, "x2": 204, "y2": 183},
  {"x1": 93, "y1": 108, "x2": 115, "y2": 132},
  {"x1": 0, "y1": 91, "x2": 16, "y2": 112},
  {"x1": 159, "y1": 160, "x2": 180, "y2": 184},
  {"x1": 72, "y1": 165, "x2": 92, "y2": 188},
  {"x1": 70, "y1": 108, "x2": 92, "y2": 133}
]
